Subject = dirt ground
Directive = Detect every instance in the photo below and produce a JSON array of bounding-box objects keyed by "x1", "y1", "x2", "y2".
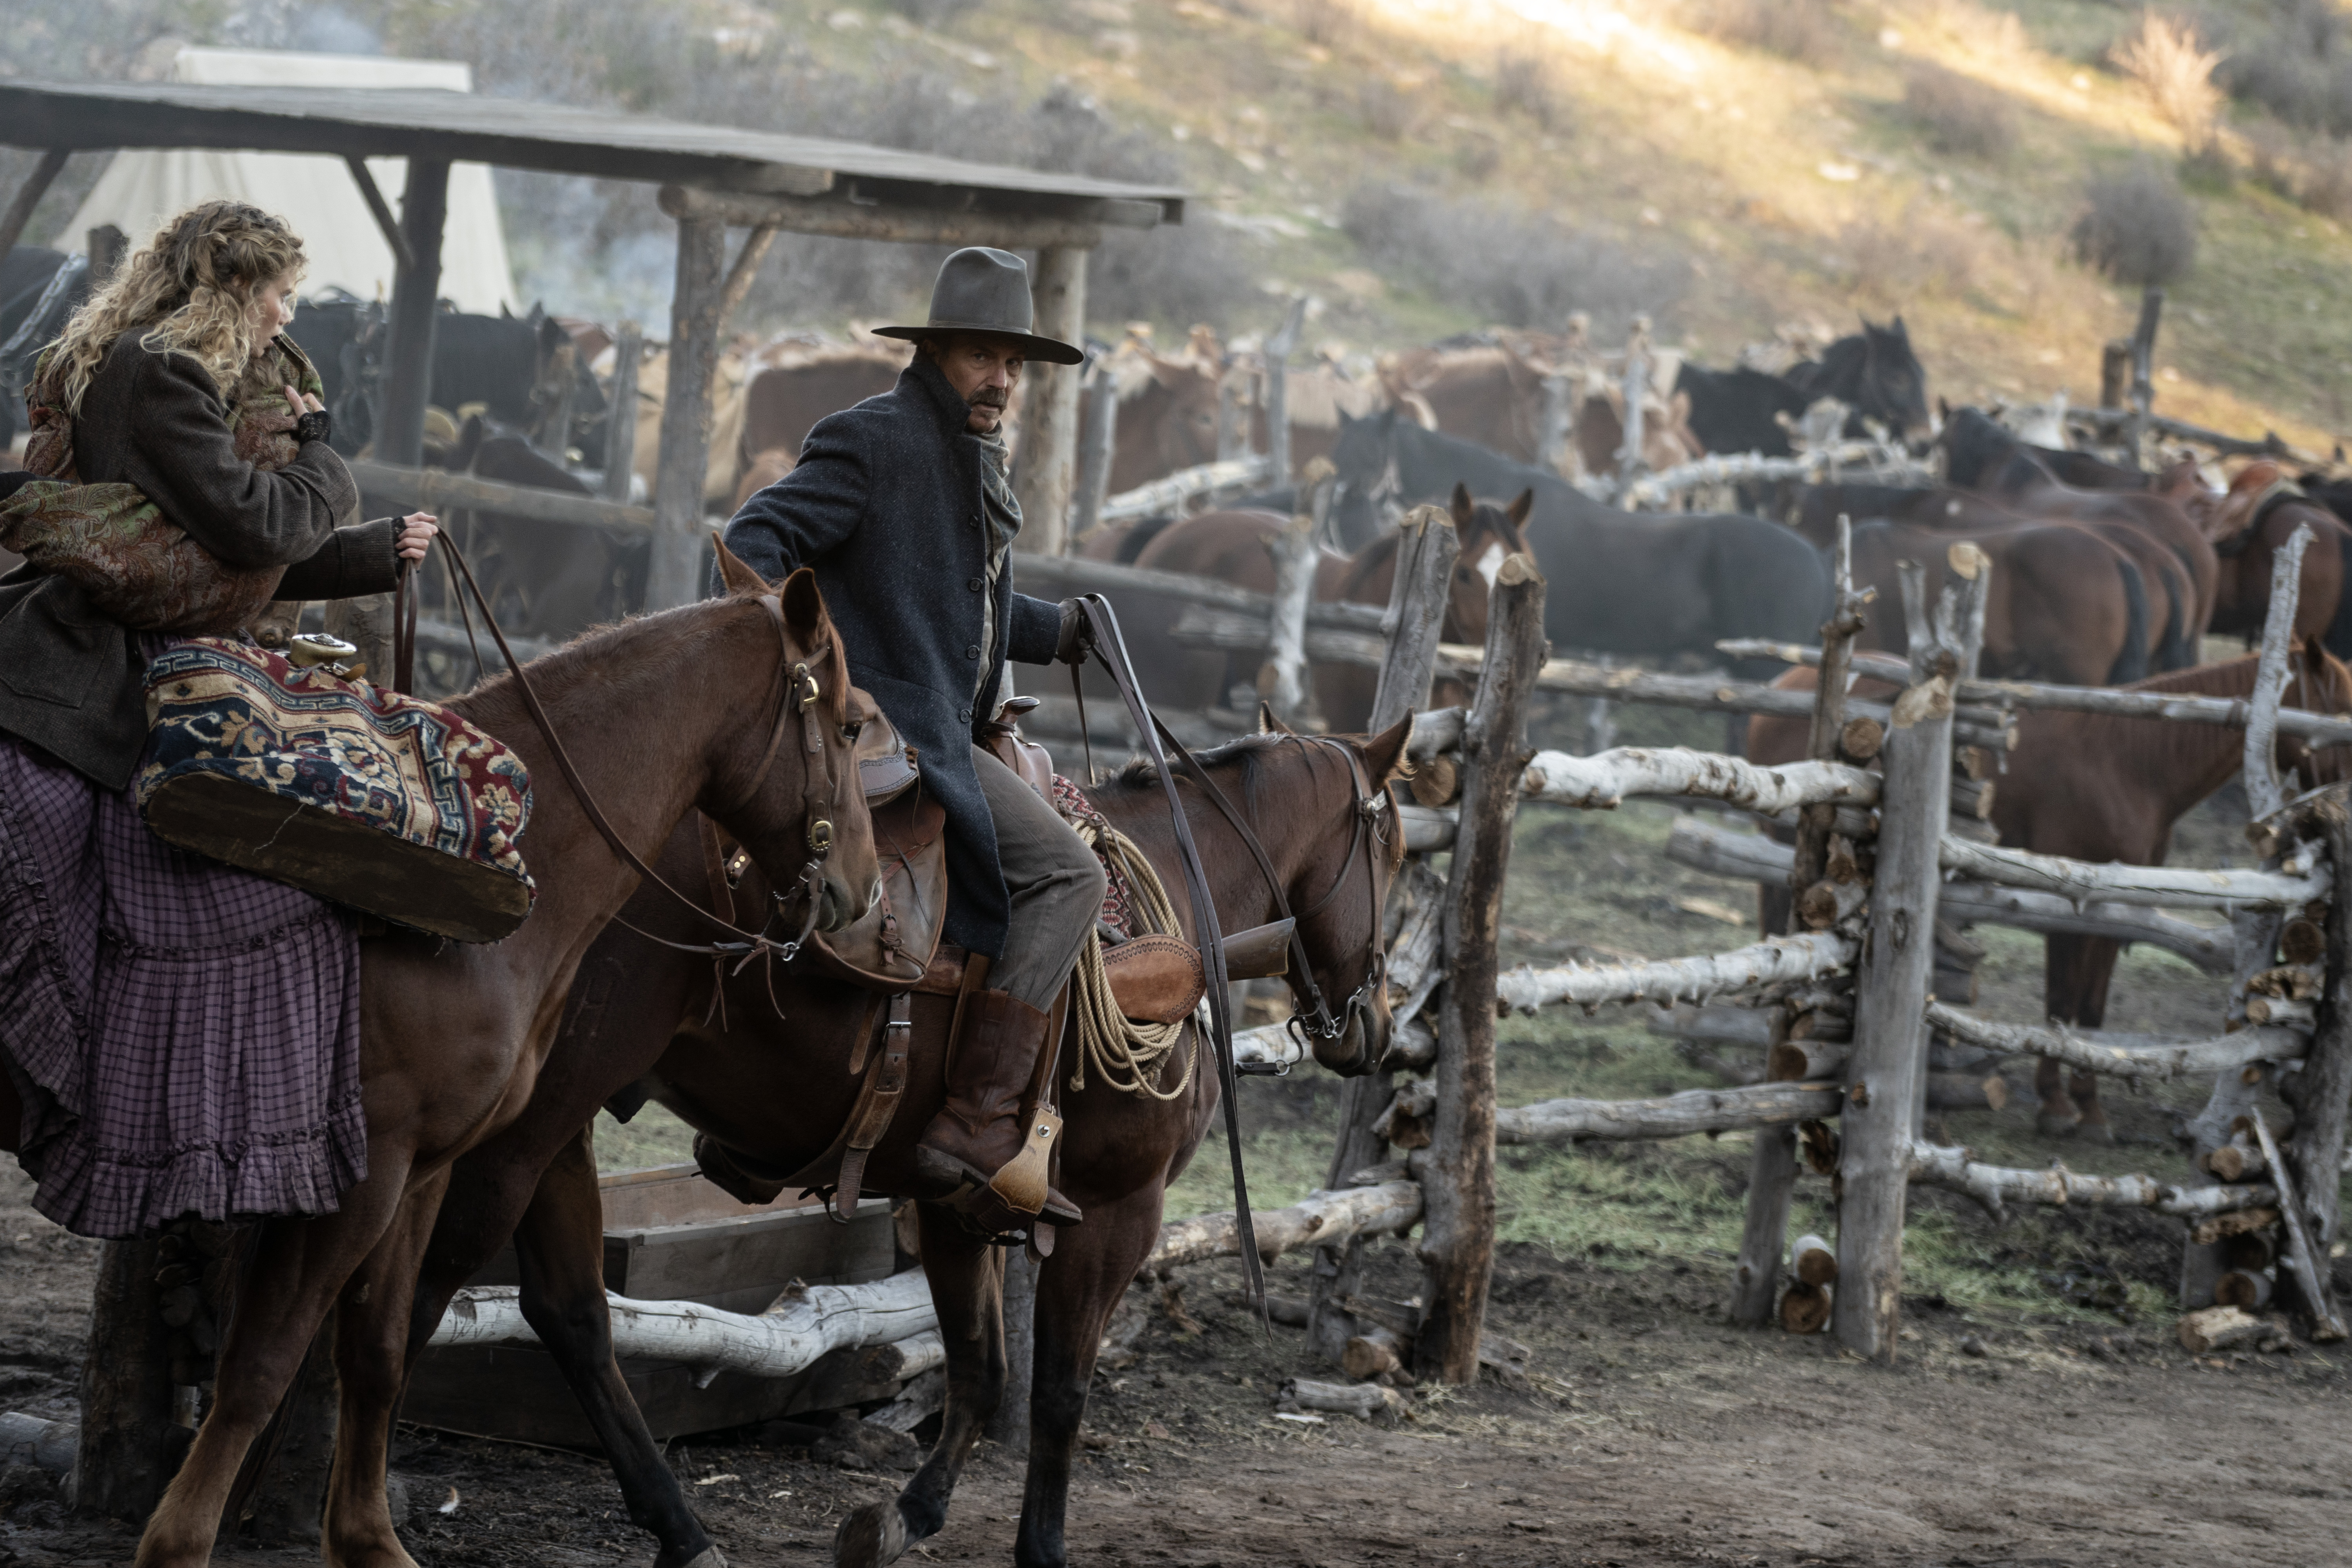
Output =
[
  {"x1": 5, "y1": 1145, "x2": 2349, "y2": 1568},
  {"x1": 8, "y1": 688, "x2": 2352, "y2": 1566}
]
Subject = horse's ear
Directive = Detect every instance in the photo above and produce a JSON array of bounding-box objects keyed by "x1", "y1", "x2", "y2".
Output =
[
  {"x1": 1450, "y1": 482, "x2": 1474, "y2": 530},
  {"x1": 1361, "y1": 714, "x2": 1413, "y2": 789},
  {"x1": 710, "y1": 530, "x2": 772, "y2": 595},
  {"x1": 1258, "y1": 700, "x2": 1297, "y2": 736},
  {"x1": 1506, "y1": 488, "x2": 1534, "y2": 530},
  {"x1": 779, "y1": 565, "x2": 826, "y2": 639}
]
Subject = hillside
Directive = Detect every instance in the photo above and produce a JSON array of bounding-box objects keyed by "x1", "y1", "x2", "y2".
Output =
[{"x1": 7, "y1": 0, "x2": 2350, "y2": 452}]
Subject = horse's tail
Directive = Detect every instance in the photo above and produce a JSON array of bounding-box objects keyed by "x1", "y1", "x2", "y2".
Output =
[
  {"x1": 2155, "y1": 563, "x2": 2195, "y2": 671},
  {"x1": 2106, "y1": 556, "x2": 2150, "y2": 686},
  {"x1": 2325, "y1": 524, "x2": 2352, "y2": 658}
]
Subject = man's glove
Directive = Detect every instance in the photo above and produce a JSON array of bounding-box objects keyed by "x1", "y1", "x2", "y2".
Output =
[
  {"x1": 1055, "y1": 598, "x2": 1095, "y2": 665},
  {"x1": 294, "y1": 408, "x2": 332, "y2": 446}
]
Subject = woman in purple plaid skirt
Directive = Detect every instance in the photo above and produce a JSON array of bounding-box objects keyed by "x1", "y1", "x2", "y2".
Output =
[{"x1": 0, "y1": 201, "x2": 438, "y2": 1238}]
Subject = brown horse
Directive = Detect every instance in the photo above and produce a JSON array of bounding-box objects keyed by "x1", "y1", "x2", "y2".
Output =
[
  {"x1": 2154, "y1": 459, "x2": 2352, "y2": 657},
  {"x1": 2, "y1": 572, "x2": 883, "y2": 1568},
  {"x1": 374, "y1": 695, "x2": 1412, "y2": 1568},
  {"x1": 1751, "y1": 645, "x2": 2352, "y2": 1138},
  {"x1": 1119, "y1": 485, "x2": 1528, "y2": 724}
]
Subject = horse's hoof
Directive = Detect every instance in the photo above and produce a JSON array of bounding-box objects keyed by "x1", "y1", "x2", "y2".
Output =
[
  {"x1": 665, "y1": 1549, "x2": 727, "y2": 1568},
  {"x1": 835, "y1": 1501, "x2": 908, "y2": 1568},
  {"x1": 2074, "y1": 1119, "x2": 2116, "y2": 1147},
  {"x1": 2035, "y1": 1109, "x2": 2080, "y2": 1138}
]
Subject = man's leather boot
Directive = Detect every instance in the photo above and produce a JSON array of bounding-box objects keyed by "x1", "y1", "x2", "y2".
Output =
[{"x1": 913, "y1": 989, "x2": 1082, "y2": 1232}]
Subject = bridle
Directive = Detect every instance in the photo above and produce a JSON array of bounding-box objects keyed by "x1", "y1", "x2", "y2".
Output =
[
  {"x1": 395, "y1": 533, "x2": 856, "y2": 964},
  {"x1": 1156, "y1": 730, "x2": 1395, "y2": 1065}
]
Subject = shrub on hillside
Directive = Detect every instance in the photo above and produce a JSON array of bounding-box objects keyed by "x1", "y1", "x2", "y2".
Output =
[
  {"x1": 2209, "y1": 0, "x2": 2352, "y2": 136},
  {"x1": 1687, "y1": 0, "x2": 1841, "y2": 61},
  {"x1": 1290, "y1": 0, "x2": 1360, "y2": 48},
  {"x1": 1339, "y1": 180, "x2": 1687, "y2": 331},
  {"x1": 2110, "y1": 11, "x2": 2222, "y2": 143},
  {"x1": 1358, "y1": 77, "x2": 1415, "y2": 140},
  {"x1": 2071, "y1": 162, "x2": 2198, "y2": 285},
  {"x1": 1495, "y1": 40, "x2": 1563, "y2": 131},
  {"x1": 1903, "y1": 63, "x2": 2016, "y2": 157}
]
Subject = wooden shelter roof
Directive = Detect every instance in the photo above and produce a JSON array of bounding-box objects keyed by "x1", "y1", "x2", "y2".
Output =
[{"x1": 0, "y1": 80, "x2": 1184, "y2": 227}]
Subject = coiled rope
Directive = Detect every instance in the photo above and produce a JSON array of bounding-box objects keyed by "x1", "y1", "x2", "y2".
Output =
[{"x1": 1067, "y1": 819, "x2": 1198, "y2": 1100}]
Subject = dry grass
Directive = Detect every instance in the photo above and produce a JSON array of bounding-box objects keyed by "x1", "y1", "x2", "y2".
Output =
[
  {"x1": 1903, "y1": 61, "x2": 2017, "y2": 157},
  {"x1": 1357, "y1": 76, "x2": 1415, "y2": 141},
  {"x1": 1494, "y1": 37, "x2": 1563, "y2": 131},
  {"x1": 1289, "y1": 0, "x2": 1359, "y2": 49},
  {"x1": 2111, "y1": 9, "x2": 2223, "y2": 144},
  {"x1": 2241, "y1": 119, "x2": 2352, "y2": 221},
  {"x1": 1689, "y1": 0, "x2": 1843, "y2": 62},
  {"x1": 2073, "y1": 160, "x2": 2200, "y2": 286}
]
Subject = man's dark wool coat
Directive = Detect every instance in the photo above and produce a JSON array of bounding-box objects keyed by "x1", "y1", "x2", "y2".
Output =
[{"x1": 722, "y1": 354, "x2": 1061, "y2": 962}]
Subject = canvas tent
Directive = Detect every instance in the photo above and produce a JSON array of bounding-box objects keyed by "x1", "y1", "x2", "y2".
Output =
[{"x1": 62, "y1": 47, "x2": 517, "y2": 314}]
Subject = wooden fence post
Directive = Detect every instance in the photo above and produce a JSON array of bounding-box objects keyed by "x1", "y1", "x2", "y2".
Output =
[
  {"x1": 1833, "y1": 546, "x2": 1987, "y2": 1361},
  {"x1": 86, "y1": 223, "x2": 127, "y2": 285},
  {"x1": 1216, "y1": 365, "x2": 1246, "y2": 463},
  {"x1": 1615, "y1": 316, "x2": 1650, "y2": 485},
  {"x1": 1308, "y1": 506, "x2": 1461, "y2": 1365},
  {"x1": 600, "y1": 321, "x2": 642, "y2": 503},
  {"x1": 646, "y1": 214, "x2": 727, "y2": 610},
  {"x1": 2124, "y1": 287, "x2": 2163, "y2": 463},
  {"x1": 0, "y1": 149, "x2": 70, "y2": 260},
  {"x1": 2185, "y1": 524, "x2": 2314, "y2": 1304},
  {"x1": 374, "y1": 158, "x2": 450, "y2": 469},
  {"x1": 74, "y1": 1240, "x2": 178, "y2": 1518},
  {"x1": 1536, "y1": 373, "x2": 1572, "y2": 475},
  {"x1": 984, "y1": 1249, "x2": 1037, "y2": 1453},
  {"x1": 2268, "y1": 789, "x2": 2352, "y2": 1338},
  {"x1": 1260, "y1": 513, "x2": 1317, "y2": 725},
  {"x1": 1262, "y1": 297, "x2": 1307, "y2": 491},
  {"x1": 1730, "y1": 517, "x2": 1867, "y2": 1326},
  {"x1": 1070, "y1": 362, "x2": 1118, "y2": 545},
  {"x1": 1010, "y1": 242, "x2": 1091, "y2": 558},
  {"x1": 1415, "y1": 554, "x2": 1546, "y2": 1383}
]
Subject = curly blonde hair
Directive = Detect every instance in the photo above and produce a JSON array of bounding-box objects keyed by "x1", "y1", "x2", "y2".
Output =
[{"x1": 46, "y1": 200, "x2": 306, "y2": 414}]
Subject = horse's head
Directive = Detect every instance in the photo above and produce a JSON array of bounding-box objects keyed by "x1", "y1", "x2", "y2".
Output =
[
  {"x1": 1442, "y1": 483, "x2": 1535, "y2": 647},
  {"x1": 2283, "y1": 639, "x2": 2352, "y2": 792},
  {"x1": 1249, "y1": 713, "x2": 1416, "y2": 1076},
  {"x1": 708, "y1": 543, "x2": 881, "y2": 938},
  {"x1": 1935, "y1": 405, "x2": 2027, "y2": 491},
  {"x1": 1862, "y1": 315, "x2": 1931, "y2": 436}
]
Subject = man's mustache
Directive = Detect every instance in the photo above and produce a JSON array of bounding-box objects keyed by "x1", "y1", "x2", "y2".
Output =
[{"x1": 971, "y1": 389, "x2": 1009, "y2": 408}]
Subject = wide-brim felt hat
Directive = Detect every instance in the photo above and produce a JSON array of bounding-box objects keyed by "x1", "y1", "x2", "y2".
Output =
[{"x1": 871, "y1": 247, "x2": 1085, "y2": 366}]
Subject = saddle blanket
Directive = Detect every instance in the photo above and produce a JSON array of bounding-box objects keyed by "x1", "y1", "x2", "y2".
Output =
[{"x1": 0, "y1": 724, "x2": 367, "y2": 1240}]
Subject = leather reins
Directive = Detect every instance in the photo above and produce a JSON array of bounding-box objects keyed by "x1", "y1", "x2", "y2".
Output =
[{"x1": 404, "y1": 531, "x2": 851, "y2": 963}]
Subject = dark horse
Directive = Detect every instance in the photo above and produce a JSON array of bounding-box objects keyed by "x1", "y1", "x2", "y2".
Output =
[
  {"x1": 1673, "y1": 318, "x2": 1930, "y2": 457},
  {"x1": 377, "y1": 642, "x2": 1414, "y2": 1566},
  {"x1": 4, "y1": 571, "x2": 882, "y2": 1567},
  {"x1": 1752, "y1": 645, "x2": 2352, "y2": 1138},
  {"x1": 1332, "y1": 408, "x2": 1831, "y2": 678}
]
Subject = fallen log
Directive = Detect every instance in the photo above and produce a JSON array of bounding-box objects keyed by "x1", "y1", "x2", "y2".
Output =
[
  {"x1": 2177, "y1": 1305, "x2": 2272, "y2": 1353},
  {"x1": 1925, "y1": 1072, "x2": 2008, "y2": 1112},
  {"x1": 1664, "y1": 819, "x2": 2233, "y2": 971},
  {"x1": 1339, "y1": 1326, "x2": 1412, "y2": 1383},
  {"x1": 1142, "y1": 1181, "x2": 1424, "y2": 1276},
  {"x1": 1277, "y1": 1377, "x2": 1406, "y2": 1423},
  {"x1": 1779, "y1": 1281, "x2": 1831, "y2": 1333},
  {"x1": 1520, "y1": 747, "x2": 1878, "y2": 815},
  {"x1": 1495, "y1": 933, "x2": 1857, "y2": 1014},
  {"x1": 1905, "y1": 1142, "x2": 2276, "y2": 1220},
  {"x1": 2249, "y1": 1107, "x2": 2348, "y2": 1340},
  {"x1": 2215, "y1": 1270, "x2": 2275, "y2": 1310},
  {"x1": 426, "y1": 1270, "x2": 936, "y2": 1380},
  {"x1": 1923, "y1": 1001, "x2": 2307, "y2": 1083},
  {"x1": 864, "y1": 1368, "x2": 945, "y2": 1434},
  {"x1": 1791, "y1": 1233, "x2": 1837, "y2": 1287},
  {"x1": 1494, "y1": 1081, "x2": 1842, "y2": 1145},
  {"x1": 1937, "y1": 837, "x2": 2328, "y2": 914}
]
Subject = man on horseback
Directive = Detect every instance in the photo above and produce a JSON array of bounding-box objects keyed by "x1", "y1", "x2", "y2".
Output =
[{"x1": 723, "y1": 247, "x2": 1105, "y2": 1235}]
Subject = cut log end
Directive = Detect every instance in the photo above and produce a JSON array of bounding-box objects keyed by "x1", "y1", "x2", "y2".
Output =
[
  {"x1": 2178, "y1": 1305, "x2": 2267, "y2": 1353},
  {"x1": 1779, "y1": 1281, "x2": 1831, "y2": 1334},
  {"x1": 1838, "y1": 717, "x2": 1884, "y2": 764},
  {"x1": 2214, "y1": 1270, "x2": 2275, "y2": 1311},
  {"x1": 1409, "y1": 755, "x2": 1461, "y2": 809},
  {"x1": 1791, "y1": 1233, "x2": 1837, "y2": 1287},
  {"x1": 1339, "y1": 1325, "x2": 1412, "y2": 1384}
]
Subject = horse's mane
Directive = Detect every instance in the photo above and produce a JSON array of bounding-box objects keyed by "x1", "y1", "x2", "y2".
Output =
[{"x1": 1094, "y1": 731, "x2": 1292, "y2": 798}]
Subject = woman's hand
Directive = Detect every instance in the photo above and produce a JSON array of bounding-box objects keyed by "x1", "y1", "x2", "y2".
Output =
[
  {"x1": 283, "y1": 384, "x2": 325, "y2": 416},
  {"x1": 396, "y1": 512, "x2": 439, "y2": 563}
]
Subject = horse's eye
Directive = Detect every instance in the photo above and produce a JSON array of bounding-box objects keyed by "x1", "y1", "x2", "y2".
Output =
[{"x1": 842, "y1": 721, "x2": 864, "y2": 743}]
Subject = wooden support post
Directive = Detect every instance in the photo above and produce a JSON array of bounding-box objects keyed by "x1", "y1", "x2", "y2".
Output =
[
  {"x1": 0, "y1": 149, "x2": 69, "y2": 260},
  {"x1": 1215, "y1": 365, "x2": 1245, "y2": 463},
  {"x1": 2252, "y1": 1109, "x2": 2347, "y2": 1339},
  {"x1": 646, "y1": 216, "x2": 727, "y2": 610},
  {"x1": 1071, "y1": 361, "x2": 1118, "y2": 543},
  {"x1": 984, "y1": 1248, "x2": 1037, "y2": 1454},
  {"x1": 85, "y1": 223, "x2": 127, "y2": 285},
  {"x1": 1732, "y1": 516, "x2": 1865, "y2": 1327},
  {"x1": 601, "y1": 321, "x2": 642, "y2": 503},
  {"x1": 1262, "y1": 296, "x2": 1307, "y2": 492},
  {"x1": 1536, "y1": 373, "x2": 1573, "y2": 475},
  {"x1": 1833, "y1": 548, "x2": 1987, "y2": 1361},
  {"x1": 1415, "y1": 553, "x2": 1546, "y2": 1383},
  {"x1": 2100, "y1": 339, "x2": 2131, "y2": 413},
  {"x1": 1261, "y1": 512, "x2": 1317, "y2": 724},
  {"x1": 1011, "y1": 242, "x2": 1091, "y2": 557},
  {"x1": 374, "y1": 158, "x2": 450, "y2": 470},
  {"x1": 1308, "y1": 506, "x2": 1461, "y2": 1366},
  {"x1": 74, "y1": 1238, "x2": 178, "y2": 1519},
  {"x1": 1616, "y1": 316, "x2": 1651, "y2": 483},
  {"x1": 339, "y1": 155, "x2": 415, "y2": 276},
  {"x1": 2125, "y1": 287, "x2": 2163, "y2": 463},
  {"x1": 2185, "y1": 524, "x2": 2312, "y2": 1305}
]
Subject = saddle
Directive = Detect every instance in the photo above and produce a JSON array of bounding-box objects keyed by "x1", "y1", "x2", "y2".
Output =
[
  {"x1": 691, "y1": 697, "x2": 1265, "y2": 1237},
  {"x1": 2207, "y1": 459, "x2": 2306, "y2": 554}
]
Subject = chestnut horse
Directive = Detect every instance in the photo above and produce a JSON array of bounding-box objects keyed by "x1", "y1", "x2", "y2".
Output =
[
  {"x1": 381, "y1": 701, "x2": 1413, "y2": 1567},
  {"x1": 2152, "y1": 460, "x2": 2352, "y2": 657},
  {"x1": 4, "y1": 572, "x2": 883, "y2": 1568},
  {"x1": 1118, "y1": 484, "x2": 1527, "y2": 725},
  {"x1": 1752, "y1": 644, "x2": 2352, "y2": 1138}
]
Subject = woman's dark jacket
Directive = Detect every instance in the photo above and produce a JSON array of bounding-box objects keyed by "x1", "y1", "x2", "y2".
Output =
[
  {"x1": 722, "y1": 355, "x2": 1062, "y2": 962},
  {"x1": 0, "y1": 334, "x2": 400, "y2": 789}
]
